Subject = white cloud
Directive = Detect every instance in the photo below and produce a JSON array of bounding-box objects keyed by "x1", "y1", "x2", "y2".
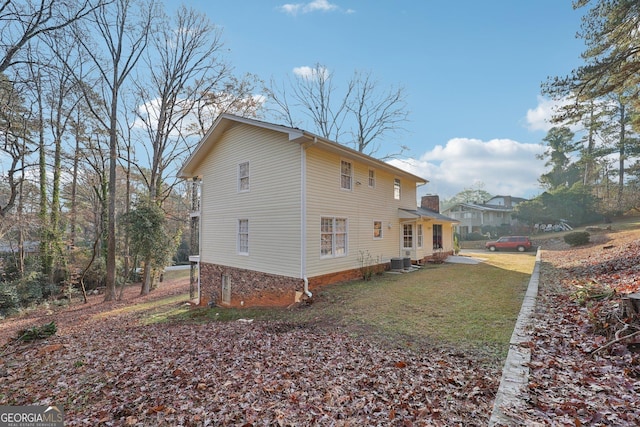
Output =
[
  {"x1": 524, "y1": 95, "x2": 588, "y2": 134},
  {"x1": 279, "y1": 0, "x2": 346, "y2": 16},
  {"x1": 388, "y1": 137, "x2": 547, "y2": 200},
  {"x1": 525, "y1": 96, "x2": 558, "y2": 132},
  {"x1": 292, "y1": 65, "x2": 329, "y2": 80}
]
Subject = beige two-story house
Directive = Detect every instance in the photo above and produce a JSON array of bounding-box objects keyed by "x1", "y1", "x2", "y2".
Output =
[{"x1": 178, "y1": 114, "x2": 457, "y2": 307}]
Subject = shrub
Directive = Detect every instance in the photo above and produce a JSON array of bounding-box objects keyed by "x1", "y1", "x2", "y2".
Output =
[
  {"x1": 15, "y1": 271, "x2": 46, "y2": 306},
  {"x1": 463, "y1": 232, "x2": 487, "y2": 241},
  {"x1": 0, "y1": 281, "x2": 19, "y2": 317},
  {"x1": 564, "y1": 231, "x2": 590, "y2": 246}
]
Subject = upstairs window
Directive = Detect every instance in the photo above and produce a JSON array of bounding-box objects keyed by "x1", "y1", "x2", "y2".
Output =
[
  {"x1": 238, "y1": 219, "x2": 249, "y2": 254},
  {"x1": 394, "y1": 178, "x2": 401, "y2": 200},
  {"x1": 238, "y1": 161, "x2": 250, "y2": 192},
  {"x1": 340, "y1": 160, "x2": 352, "y2": 190},
  {"x1": 368, "y1": 169, "x2": 375, "y2": 188}
]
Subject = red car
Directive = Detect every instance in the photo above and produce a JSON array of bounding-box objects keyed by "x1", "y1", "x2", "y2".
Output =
[{"x1": 485, "y1": 236, "x2": 532, "y2": 252}]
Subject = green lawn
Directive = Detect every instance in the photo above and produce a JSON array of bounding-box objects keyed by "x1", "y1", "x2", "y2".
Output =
[{"x1": 151, "y1": 252, "x2": 535, "y2": 360}]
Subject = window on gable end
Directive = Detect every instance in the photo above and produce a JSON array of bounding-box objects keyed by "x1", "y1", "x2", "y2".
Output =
[
  {"x1": 394, "y1": 178, "x2": 401, "y2": 200},
  {"x1": 238, "y1": 161, "x2": 249, "y2": 192},
  {"x1": 368, "y1": 169, "x2": 375, "y2": 188},
  {"x1": 238, "y1": 219, "x2": 249, "y2": 254}
]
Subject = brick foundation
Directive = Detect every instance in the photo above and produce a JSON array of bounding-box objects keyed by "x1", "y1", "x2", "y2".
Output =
[
  {"x1": 308, "y1": 263, "x2": 389, "y2": 287},
  {"x1": 198, "y1": 261, "x2": 392, "y2": 307},
  {"x1": 199, "y1": 262, "x2": 302, "y2": 307}
]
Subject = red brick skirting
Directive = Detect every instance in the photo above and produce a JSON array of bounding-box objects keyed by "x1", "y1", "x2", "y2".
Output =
[
  {"x1": 198, "y1": 255, "x2": 451, "y2": 308},
  {"x1": 199, "y1": 261, "x2": 393, "y2": 308},
  {"x1": 199, "y1": 262, "x2": 301, "y2": 307}
]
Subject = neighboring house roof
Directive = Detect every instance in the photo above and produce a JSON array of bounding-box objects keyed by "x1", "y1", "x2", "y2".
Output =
[
  {"x1": 486, "y1": 195, "x2": 527, "y2": 205},
  {"x1": 457, "y1": 202, "x2": 512, "y2": 212},
  {"x1": 0, "y1": 241, "x2": 39, "y2": 253},
  {"x1": 178, "y1": 113, "x2": 428, "y2": 185},
  {"x1": 398, "y1": 207, "x2": 459, "y2": 223}
]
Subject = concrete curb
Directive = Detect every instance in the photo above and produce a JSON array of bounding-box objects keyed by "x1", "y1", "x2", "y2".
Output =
[{"x1": 489, "y1": 248, "x2": 541, "y2": 426}]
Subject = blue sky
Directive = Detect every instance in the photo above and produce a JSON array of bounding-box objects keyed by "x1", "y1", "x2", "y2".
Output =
[{"x1": 177, "y1": 0, "x2": 587, "y2": 200}]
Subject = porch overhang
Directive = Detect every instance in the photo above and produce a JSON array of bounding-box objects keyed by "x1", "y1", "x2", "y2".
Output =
[{"x1": 398, "y1": 208, "x2": 459, "y2": 224}]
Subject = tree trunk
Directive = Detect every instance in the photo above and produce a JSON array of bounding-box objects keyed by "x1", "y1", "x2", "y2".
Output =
[
  {"x1": 104, "y1": 97, "x2": 118, "y2": 302},
  {"x1": 70, "y1": 113, "x2": 80, "y2": 250},
  {"x1": 617, "y1": 102, "x2": 625, "y2": 212},
  {"x1": 140, "y1": 256, "x2": 151, "y2": 296},
  {"x1": 621, "y1": 293, "x2": 640, "y2": 318}
]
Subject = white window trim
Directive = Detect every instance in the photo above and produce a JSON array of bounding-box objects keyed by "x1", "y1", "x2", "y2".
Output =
[
  {"x1": 238, "y1": 219, "x2": 249, "y2": 255},
  {"x1": 320, "y1": 216, "x2": 348, "y2": 258},
  {"x1": 394, "y1": 178, "x2": 401, "y2": 200},
  {"x1": 368, "y1": 169, "x2": 375, "y2": 188},
  {"x1": 238, "y1": 161, "x2": 250, "y2": 193},
  {"x1": 373, "y1": 220, "x2": 383, "y2": 240},
  {"x1": 417, "y1": 223, "x2": 423, "y2": 248},
  {"x1": 340, "y1": 160, "x2": 353, "y2": 191}
]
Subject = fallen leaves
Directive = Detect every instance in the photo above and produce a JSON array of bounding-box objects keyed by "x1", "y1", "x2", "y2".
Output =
[
  {"x1": 501, "y1": 227, "x2": 640, "y2": 426},
  {"x1": 1, "y1": 315, "x2": 500, "y2": 425}
]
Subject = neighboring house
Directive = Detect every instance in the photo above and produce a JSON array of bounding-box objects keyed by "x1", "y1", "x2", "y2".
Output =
[
  {"x1": 0, "y1": 240, "x2": 39, "y2": 256},
  {"x1": 442, "y1": 195, "x2": 527, "y2": 238},
  {"x1": 178, "y1": 114, "x2": 458, "y2": 307}
]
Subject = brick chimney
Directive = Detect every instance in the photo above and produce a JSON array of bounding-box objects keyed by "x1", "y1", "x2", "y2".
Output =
[{"x1": 421, "y1": 195, "x2": 440, "y2": 213}]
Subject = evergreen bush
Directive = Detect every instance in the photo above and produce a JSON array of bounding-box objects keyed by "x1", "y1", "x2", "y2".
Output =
[{"x1": 564, "y1": 231, "x2": 590, "y2": 246}]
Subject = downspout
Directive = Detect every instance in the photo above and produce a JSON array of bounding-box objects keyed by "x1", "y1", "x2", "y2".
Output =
[{"x1": 300, "y1": 138, "x2": 315, "y2": 298}]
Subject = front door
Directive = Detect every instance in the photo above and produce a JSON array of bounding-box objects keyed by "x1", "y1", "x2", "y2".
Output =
[{"x1": 402, "y1": 223, "x2": 414, "y2": 257}]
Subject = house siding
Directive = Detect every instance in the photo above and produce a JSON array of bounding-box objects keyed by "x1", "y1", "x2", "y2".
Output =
[
  {"x1": 304, "y1": 146, "x2": 418, "y2": 278},
  {"x1": 181, "y1": 115, "x2": 460, "y2": 307},
  {"x1": 198, "y1": 124, "x2": 302, "y2": 278}
]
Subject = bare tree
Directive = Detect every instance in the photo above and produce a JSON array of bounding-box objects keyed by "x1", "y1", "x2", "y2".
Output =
[
  {"x1": 0, "y1": 73, "x2": 34, "y2": 218},
  {"x1": 132, "y1": 5, "x2": 233, "y2": 295},
  {"x1": 268, "y1": 63, "x2": 409, "y2": 158},
  {"x1": 74, "y1": 0, "x2": 154, "y2": 301},
  {"x1": 188, "y1": 73, "x2": 265, "y2": 138},
  {"x1": 0, "y1": 0, "x2": 105, "y2": 74},
  {"x1": 347, "y1": 70, "x2": 409, "y2": 159},
  {"x1": 270, "y1": 63, "x2": 350, "y2": 143},
  {"x1": 135, "y1": 5, "x2": 230, "y2": 203}
]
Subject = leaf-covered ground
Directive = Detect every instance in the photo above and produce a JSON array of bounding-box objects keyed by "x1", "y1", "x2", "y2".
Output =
[
  {"x1": 2, "y1": 224, "x2": 640, "y2": 426},
  {"x1": 0, "y1": 279, "x2": 500, "y2": 426},
  {"x1": 501, "y1": 228, "x2": 640, "y2": 426}
]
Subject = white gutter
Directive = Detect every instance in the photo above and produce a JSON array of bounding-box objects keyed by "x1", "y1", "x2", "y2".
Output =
[{"x1": 300, "y1": 139, "x2": 313, "y2": 298}]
